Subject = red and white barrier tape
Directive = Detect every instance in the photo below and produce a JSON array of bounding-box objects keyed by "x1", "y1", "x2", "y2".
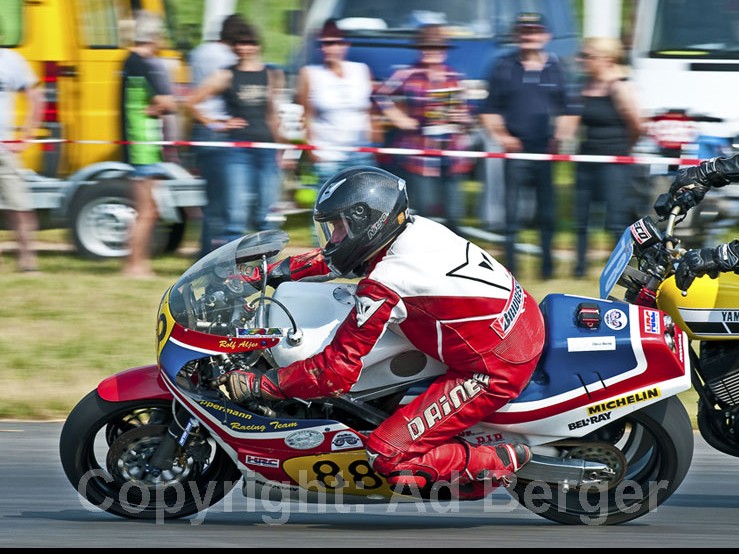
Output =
[{"x1": 2, "y1": 138, "x2": 702, "y2": 166}]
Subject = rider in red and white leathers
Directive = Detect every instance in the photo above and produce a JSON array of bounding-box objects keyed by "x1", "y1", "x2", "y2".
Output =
[{"x1": 223, "y1": 166, "x2": 543, "y2": 498}]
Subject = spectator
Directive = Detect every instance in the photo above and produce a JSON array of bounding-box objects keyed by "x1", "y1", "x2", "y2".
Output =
[
  {"x1": 120, "y1": 10, "x2": 177, "y2": 278},
  {"x1": 185, "y1": 19, "x2": 284, "y2": 242},
  {"x1": 480, "y1": 12, "x2": 577, "y2": 280},
  {"x1": 0, "y1": 21, "x2": 44, "y2": 274},
  {"x1": 0, "y1": 25, "x2": 44, "y2": 273},
  {"x1": 186, "y1": 13, "x2": 241, "y2": 257},
  {"x1": 294, "y1": 19, "x2": 375, "y2": 187},
  {"x1": 373, "y1": 23, "x2": 474, "y2": 232},
  {"x1": 572, "y1": 37, "x2": 644, "y2": 278}
]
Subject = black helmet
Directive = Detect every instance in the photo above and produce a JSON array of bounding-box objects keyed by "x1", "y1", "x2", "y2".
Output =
[{"x1": 313, "y1": 166, "x2": 410, "y2": 275}]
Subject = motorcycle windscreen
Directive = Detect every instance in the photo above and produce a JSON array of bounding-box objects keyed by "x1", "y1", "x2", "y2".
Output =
[{"x1": 600, "y1": 228, "x2": 634, "y2": 300}]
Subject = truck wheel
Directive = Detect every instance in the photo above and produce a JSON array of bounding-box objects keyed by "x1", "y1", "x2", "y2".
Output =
[{"x1": 70, "y1": 178, "x2": 186, "y2": 259}]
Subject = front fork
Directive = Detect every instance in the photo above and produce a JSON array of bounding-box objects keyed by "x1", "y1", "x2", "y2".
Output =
[{"x1": 147, "y1": 402, "x2": 198, "y2": 474}]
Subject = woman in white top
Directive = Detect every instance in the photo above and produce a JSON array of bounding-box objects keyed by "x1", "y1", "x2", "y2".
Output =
[{"x1": 295, "y1": 19, "x2": 375, "y2": 185}]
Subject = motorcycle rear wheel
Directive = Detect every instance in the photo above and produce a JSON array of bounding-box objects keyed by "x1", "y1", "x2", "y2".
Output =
[
  {"x1": 510, "y1": 396, "x2": 693, "y2": 525},
  {"x1": 59, "y1": 389, "x2": 242, "y2": 520}
]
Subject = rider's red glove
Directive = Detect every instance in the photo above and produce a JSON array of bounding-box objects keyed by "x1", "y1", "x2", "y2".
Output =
[{"x1": 218, "y1": 370, "x2": 285, "y2": 403}]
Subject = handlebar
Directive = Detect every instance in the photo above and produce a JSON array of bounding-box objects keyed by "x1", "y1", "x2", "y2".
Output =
[
  {"x1": 664, "y1": 205, "x2": 689, "y2": 296},
  {"x1": 664, "y1": 206, "x2": 681, "y2": 250}
]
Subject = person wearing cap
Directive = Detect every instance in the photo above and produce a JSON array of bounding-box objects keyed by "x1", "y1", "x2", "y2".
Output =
[
  {"x1": 294, "y1": 19, "x2": 376, "y2": 192},
  {"x1": 372, "y1": 23, "x2": 475, "y2": 233},
  {"x1": 119, "y1": 9, "x2": 177, "y2": 278},
  {"x1": 481, "y1": 12, "x2": 577, "y2": 280}
]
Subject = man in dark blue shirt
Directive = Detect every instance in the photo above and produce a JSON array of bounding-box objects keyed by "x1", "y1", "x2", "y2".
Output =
[{"x1": 481, "y1": 12, "x2": 576, "y2": 280}]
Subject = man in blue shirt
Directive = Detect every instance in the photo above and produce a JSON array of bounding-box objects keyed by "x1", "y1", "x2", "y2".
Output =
[{"x1": 481, "y1": 12, "x2": 576, "y2": 280}]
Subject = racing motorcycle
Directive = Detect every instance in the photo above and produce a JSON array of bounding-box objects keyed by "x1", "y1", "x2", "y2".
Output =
[
  {"x1": 60, "y1": 229, "x2": 694, "y2": 526},
  {"x1": 601, "y1": 194, "x2": 739, "y2": 462}
]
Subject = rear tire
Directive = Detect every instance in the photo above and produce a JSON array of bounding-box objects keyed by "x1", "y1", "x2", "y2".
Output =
[{"x1": 511, "y1": 396, "x2": 693, "y2": 525}]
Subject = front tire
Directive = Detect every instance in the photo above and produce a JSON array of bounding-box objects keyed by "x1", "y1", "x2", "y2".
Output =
[
  {"x1": 511, "y1": 396, "x2": 694, "y2": 525},
  {"x1": 59, "y1": 390, "x2": 241, "y2": 520}
]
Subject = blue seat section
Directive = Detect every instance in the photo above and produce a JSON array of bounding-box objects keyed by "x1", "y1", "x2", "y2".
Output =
[{"x1": 511, "y1": 294, "x2": 638, "y2": 403}]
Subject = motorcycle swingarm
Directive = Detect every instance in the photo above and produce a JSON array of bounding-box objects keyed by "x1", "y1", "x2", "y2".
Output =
[{"x1": 516, "y1": 454, "x2": 616, "y2": 491}]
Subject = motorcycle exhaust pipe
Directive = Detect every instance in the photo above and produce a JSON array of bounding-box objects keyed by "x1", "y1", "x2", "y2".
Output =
[{"x1": 516, "y1": 454, "x2": 617, "y2": 491}]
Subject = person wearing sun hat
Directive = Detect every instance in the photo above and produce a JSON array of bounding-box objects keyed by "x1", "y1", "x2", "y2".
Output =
[
  {"x1": 480, "y1": 12, "x2": 577, "y2": 281},
  {"x1": 294, "y1": 19, "x2": 376, "y2": 190},
  {"x1": 372, "y1": 22, "x2": 475, "y2": 233}
]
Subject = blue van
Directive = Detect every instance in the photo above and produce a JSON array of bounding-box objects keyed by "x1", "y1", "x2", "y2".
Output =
[{"x1": 287, "y1": 0, "x2": 580, "y2": 228}]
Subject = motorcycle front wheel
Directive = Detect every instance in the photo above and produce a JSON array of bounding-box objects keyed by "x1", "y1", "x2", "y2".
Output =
[
  {"x1": 510, "y1": 396, "x2": 694, "y2": 525},
  {"x1": 59, "y1": 389, "x2": 242, "y2": 520}
]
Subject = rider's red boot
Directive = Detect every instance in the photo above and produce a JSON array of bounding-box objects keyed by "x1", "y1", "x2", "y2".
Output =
[
  {"x1": 375, "y1": 440, "x2": 532, "y2": 500},
  {"x1": 454, "y1": 443, "x2": 532, "y2": 500}
]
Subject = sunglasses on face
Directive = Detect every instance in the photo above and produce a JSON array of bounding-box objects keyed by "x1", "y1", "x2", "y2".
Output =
[
  {"x1": 517, "y1": 26, "x2": 546, "y2": 35},
  {"x1": 320, "y1": 39, "x2": 346, "y2": 47},
  {"x1": 234, "y1": 39, "x2": 258, "y2": 46}
]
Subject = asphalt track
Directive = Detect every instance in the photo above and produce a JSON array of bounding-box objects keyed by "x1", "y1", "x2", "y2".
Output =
[{"x1": 1, "y1": 422, "x2": 738, "y2": 548}]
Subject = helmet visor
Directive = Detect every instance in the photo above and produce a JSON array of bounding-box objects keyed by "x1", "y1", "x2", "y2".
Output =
[{"x1": 315, "y1": 215, "x2": 353, "y2": 251}]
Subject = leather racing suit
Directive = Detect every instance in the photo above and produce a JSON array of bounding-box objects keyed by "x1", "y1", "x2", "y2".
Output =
[{"x1": 253, "y1": 216, "x2": 545, "y2": 494}]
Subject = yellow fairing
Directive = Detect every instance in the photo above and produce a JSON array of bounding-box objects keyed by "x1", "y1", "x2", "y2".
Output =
[
  {"x1": 658, "y1": 273, "x2": 739, "y2": 340},
  {"x1": 282, "y1": 451, "x2": 395, "y2": 497},
  {"x1": 156, "y1": 287, "x2": 175, "y2": 358}
]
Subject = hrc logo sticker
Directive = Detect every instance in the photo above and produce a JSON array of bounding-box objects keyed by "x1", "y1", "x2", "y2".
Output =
[
  {"x1": 245, "y1": 455, "x2": 280, "y2": 468},
  {"x1": 643, "y1": 309, "x2": 660, "y2": 334}
]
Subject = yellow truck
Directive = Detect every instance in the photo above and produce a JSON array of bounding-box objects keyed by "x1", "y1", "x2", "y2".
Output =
[{"x1": 1, "y1": 0, "x2": 205, "y2": 258}]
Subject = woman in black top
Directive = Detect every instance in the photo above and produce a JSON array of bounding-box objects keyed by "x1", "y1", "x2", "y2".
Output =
[
  {"x1": 185, "y1": 20, "x2": 285, "y2": 239},
  {"x1": 572, "y1": 37, "x2": 643, "y2": 278}
]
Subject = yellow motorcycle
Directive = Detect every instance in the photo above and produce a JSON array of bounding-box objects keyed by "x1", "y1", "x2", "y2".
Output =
[{"x1": 601, "y1": 193, "x2": 739, "y2": 458}]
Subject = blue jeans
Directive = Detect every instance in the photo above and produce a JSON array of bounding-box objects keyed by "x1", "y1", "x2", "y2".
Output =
[
  {"x1": 403, "y1": 166, "x2": 463, "y2": 231},
  {"x1": 503, "y1": 157, "x2": 555, "y2": 278},
  {"x1": 130, "y1": 163, "x2": 166, "y2": 178},
  {"x1": 191, "y1": 124, "x2": 235, "y2": 257},
  {"x1": 227, "y1": 145, "x2": 282, "y2": 235},
  {"x1": 313, "y1": 151, "x2": 376, "y2": 186},
  {"x1": 573, "y1": 161, "x2": 634, "y2": 275}
]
